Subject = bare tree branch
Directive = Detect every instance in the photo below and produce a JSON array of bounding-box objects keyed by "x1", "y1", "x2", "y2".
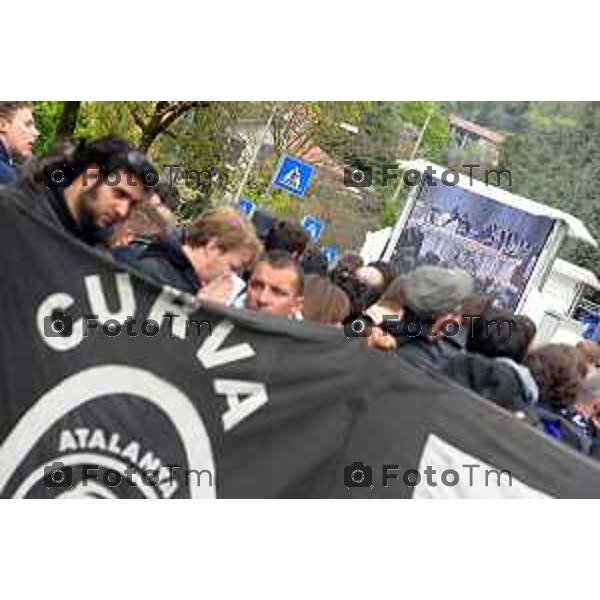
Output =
[{"x1": 138, "y1": 101, "x2": 211, "y2": 151}]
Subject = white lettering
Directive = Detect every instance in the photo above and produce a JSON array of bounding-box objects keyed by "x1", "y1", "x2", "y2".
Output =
[
  {"x1": 74, "y1": 428, "x2": 90, "y2": 447},
  {"x1": 87, "y1": 428, "x2": 107, "y2": 451},
  {"x1": 58, "y1": 429, "x2": 78, "y2": 453},
  {"x1": 139, "y1": 451, "x2": 161, "y2": 472},
  {"x1": 197, "y1": 320, "x2": 255, "y2": 369},
  {"x1": 121, "y1": 441, "x2": 141, "y2": 465},
  {"x1": 36, "y1": 292, "x2": 84, "y2": 351},
  {"x1": 108, "y1": 433, "x2": 122, "y2": 455},
  {"x1": 85, "y1": 273, "x2": 136, "y2": 323},
  {"x1": 147, "y1": 285, "x2": 196, "y2": 340},
  {"x1": 215, "y1": 379, "x2": 268, "y2": 431},
  {"x1": 0, "y1": 366, "x2": 216, "y2": 499}
]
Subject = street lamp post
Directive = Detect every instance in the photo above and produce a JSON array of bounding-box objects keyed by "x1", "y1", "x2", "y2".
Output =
[
  {"x1": 389, "y1": 105, "x2": 436, "y2": 206},
  {"x1": 233, "y1": 103, "x2": 278, "y2": 204}
]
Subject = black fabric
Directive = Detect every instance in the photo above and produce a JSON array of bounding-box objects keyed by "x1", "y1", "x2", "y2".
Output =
[
  {"x1": 132, "y1": 231, "x2": 200, "y2": 295},
  {"x1": 329, "y1": 358, "x2": 600, "y2": 498},
  {"x1": 443, "y1": 353, "x2": 528, "y2": 412},
  {"x1": 2, "y1": 191, "x2": 600, "y2": 498},
  {"x1": 1, "y1": 175, "x2": 105, "y2": 246},
  {"x1": 394, "y1": 330, "x2": 464, "y2": 370}
]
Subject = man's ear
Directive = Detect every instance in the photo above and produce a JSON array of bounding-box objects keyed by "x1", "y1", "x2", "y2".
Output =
[{"x1": 0, "y1": 117, "x2": 8, "y2": 134}]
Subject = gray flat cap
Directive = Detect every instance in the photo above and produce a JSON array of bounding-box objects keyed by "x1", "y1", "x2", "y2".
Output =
[{"x1": 402, "y1": 266, "x2": 474, "y2": 317}]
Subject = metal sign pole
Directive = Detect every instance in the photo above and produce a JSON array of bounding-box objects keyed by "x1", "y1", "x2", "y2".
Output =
[{"x1": 233, "y1": 103, "x2": 278, "y2": 203}]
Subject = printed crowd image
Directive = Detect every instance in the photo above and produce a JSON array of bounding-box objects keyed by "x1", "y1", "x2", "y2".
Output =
[
  {"x1": 3, "y1": 100, "x2": 600, "y2": 499},
  {"x1": 389, "y1": 177, "x2": 556, "y2": 311}
]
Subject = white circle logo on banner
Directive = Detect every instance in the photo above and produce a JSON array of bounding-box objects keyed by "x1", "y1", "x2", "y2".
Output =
[{"x1": 0, "y1": 365, "x2": 216, "y2": 499}]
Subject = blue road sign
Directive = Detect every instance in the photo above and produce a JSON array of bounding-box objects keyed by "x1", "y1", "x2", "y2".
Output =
[
  {"x1": 301, "y1": 214, "x2": 324, "y2": 242},
  {"x1": 271, "y1": 154, "x2": 315, "y2": 197},
  {"x1": 321, "y1": 245, "x2": 338, "y2": 265},
  {"x1": 236, "y1": 197, "x2": 255, "y2": 217}
]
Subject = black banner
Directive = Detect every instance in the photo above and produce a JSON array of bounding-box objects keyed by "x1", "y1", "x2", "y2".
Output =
[{"x1": 2, "y1": 193, "x2": 600, "y2": 498}]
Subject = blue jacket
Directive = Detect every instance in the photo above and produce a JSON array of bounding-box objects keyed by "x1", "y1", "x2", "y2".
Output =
[{"x1": 0, "y1": 142, "x2": 17, "y2": 186}]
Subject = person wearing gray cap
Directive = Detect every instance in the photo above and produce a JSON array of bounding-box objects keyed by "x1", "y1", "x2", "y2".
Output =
[{"x1": 390, "y1": 265, "x2": 474, "y2": 371}]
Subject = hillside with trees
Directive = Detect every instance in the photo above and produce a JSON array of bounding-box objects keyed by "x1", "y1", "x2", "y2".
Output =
[{"x1": 30, "y1": 101, "x2": 600, "y2": 272}]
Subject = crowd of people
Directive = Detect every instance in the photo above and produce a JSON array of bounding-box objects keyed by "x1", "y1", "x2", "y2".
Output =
[
  {"x1": 428, "y1": 204, "x2": 534, "y2": 258},
  {"x1": 2, "y1": 101, "x2": 600, "y2": 461}
]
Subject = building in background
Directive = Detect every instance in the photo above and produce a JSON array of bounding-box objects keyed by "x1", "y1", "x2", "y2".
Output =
[{"x1": 448, "y1": 114, "x2": 506, "y2": 166}]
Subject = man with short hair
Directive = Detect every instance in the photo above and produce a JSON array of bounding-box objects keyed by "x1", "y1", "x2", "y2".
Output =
[
  {"x1": 391, "y1": 266, "x2": 473, "y2": 370},
  {"x1": 245, "y1": 251, "x2": 304, "y2": 318},
  {"x1": 1, "y1": 137, "x2": 153, "y2": 246},
  {"x1": 0, "y1": 101, "x2": 39, "y2": 185}
]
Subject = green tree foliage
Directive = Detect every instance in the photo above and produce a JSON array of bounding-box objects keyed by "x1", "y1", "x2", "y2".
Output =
[
  {"x1": 498, "y1": 102, "x2": 600, "y2": 278},
  {"x1": 29, "y1": 101, "x2": 450, "y2": 249},
  {"x1": 32, "y1": 101, "x2": 63, "y2": 154},
  {"x1": 347, "y1": 102, "x2": 449, "y2": 228},
  {"x1": 76, "y1": 101, "x2": 139, "y2": 141}
]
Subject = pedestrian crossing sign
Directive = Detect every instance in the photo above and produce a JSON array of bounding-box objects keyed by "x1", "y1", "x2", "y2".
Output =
[{"x1": 271, "y1": 154, "x2": 315, "y2": 197}]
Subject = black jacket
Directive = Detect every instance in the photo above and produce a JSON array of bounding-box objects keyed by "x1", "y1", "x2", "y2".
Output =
[
  {"x1": 443, "y1": 353, "x2": 529, "y2": 412},
  {"x1": 0, "y1": 142, "x2": 17, "y2": 186},
  {"x1": 0, "y1": 175, "x2": 107, "y2": 246},
  {"x1": 132, "y1": 231, "x2": 200, "y2": 295},
  {"x1": 393, "y1": 330, "x2": 464, "y2": 370}
]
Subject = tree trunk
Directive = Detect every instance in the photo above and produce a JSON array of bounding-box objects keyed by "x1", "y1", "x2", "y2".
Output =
[{"x1": 55, "y1": 101, "x2": 81, "y2": 138}]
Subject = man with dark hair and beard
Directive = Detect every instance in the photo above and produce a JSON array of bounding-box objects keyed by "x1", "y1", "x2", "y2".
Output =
[{"x1": 1, "y1": 137, "x2": 155, "y2": 247}]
